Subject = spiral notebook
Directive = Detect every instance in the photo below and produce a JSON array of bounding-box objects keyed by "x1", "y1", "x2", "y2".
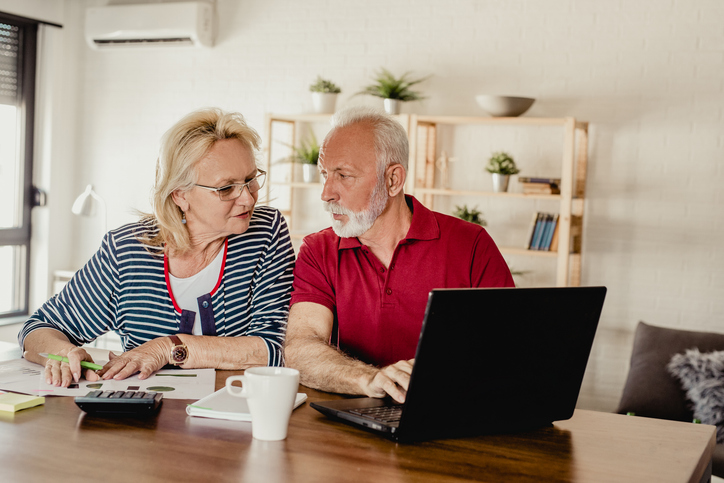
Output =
[{"x1": 187, "y1": 387, "x2": 307, "y2": 421}]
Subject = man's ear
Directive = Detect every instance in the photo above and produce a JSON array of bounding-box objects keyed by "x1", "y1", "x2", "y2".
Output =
[
  {"x1": 171, "y1": 189, "x2": 190, "y2": 212},
  {"x1": 386, "y1": 164, "x2": 407, "y2": 196}
]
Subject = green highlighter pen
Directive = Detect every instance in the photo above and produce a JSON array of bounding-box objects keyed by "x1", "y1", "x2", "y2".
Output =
[{"x1": 39, "y1": 353, "x2": 103, "y2": 371}]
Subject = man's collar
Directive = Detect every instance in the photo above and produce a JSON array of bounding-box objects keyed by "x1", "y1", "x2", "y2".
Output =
[
  {"x1": 337, "y1": 195, "x2": 440, "y2": 250},
  {"x1": 339, "y1": 235, "x2": 363, "y2": 249},
  {"x1": 403, "y1": 195, "x2": 439, "y2": 241}
]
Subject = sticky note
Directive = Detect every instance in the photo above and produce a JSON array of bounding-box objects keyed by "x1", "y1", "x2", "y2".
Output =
[{"x1": 0, "y1": 393, "x2": 45, "y2": 413}]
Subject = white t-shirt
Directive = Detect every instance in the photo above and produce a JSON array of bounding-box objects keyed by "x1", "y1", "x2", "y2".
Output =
[{"x1": 168, "y1": 247, "x2": 224, "y2": 335}]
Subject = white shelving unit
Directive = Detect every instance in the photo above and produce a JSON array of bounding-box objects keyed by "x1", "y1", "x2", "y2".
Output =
[
  {"x1": 263, "y1": 113, "x2": 589, "y2": 287},
  {"x1": 407, "y1": 115, "x2": 589, "y2": 287}
]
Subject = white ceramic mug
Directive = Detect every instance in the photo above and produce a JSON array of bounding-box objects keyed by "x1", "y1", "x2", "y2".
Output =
[{"x1": 225, "y1": 367, "x2": 300, "y2": 441}]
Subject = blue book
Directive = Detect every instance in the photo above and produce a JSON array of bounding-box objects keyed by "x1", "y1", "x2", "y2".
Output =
[
  {"x1": 536, "y1": 214, "x2": 552, "y2": 250},
  {"x1": 530, "y1": 213, "x2": 546, "y2": 250},
  {"x1": 542, "y1": 214, "x2": 559, "y2": 250}
]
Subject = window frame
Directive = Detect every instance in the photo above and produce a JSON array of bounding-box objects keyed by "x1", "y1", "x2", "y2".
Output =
[{"x1": 0, "y1": 11, "x2": 38, "y2": 321}]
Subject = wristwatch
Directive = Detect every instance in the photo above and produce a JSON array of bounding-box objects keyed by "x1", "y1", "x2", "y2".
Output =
[{"x1": 168, "y1": 335, "x2": 189, "y2": 365}]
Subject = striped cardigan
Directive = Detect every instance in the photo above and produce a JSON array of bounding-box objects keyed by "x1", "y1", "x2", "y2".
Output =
[{"x1": 19, "y1": 206, "x2": 296, "y2": 367}]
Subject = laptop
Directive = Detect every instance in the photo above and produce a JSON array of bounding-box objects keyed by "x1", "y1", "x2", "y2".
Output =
[{"x1": 310, "y1": 286, "x2": 607, "y2": 442}]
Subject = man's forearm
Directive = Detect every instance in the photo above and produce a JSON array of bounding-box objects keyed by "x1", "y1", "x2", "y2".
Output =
[{"x1": 286, "y1": 337, "x2": 378, "y2": 396}]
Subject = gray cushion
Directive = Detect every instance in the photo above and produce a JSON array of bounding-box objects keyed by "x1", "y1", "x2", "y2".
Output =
[
  {"x1": 668, "y1": 348, "x2": 724, "y2": 443},
  {"x1": 617, "y1": 321, "x2": 724, "y2": 421}
]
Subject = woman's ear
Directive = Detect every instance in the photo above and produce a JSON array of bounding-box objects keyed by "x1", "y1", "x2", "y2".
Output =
[
  {"x1": 171, "y1": 189, "x2": 190, "y2": 212},
  {"x1": 386, "y1": 164, "x2": 407, "y2": 196}
]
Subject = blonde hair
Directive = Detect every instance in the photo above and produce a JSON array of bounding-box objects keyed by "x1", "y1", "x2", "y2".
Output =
[{"x1": 141, "y1": 108, "x2": 261, "y2": 254}]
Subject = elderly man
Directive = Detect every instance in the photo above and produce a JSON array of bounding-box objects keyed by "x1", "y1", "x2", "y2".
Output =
[{"x1": 285, "y1": 106, "x2": 514, "y2": 403}]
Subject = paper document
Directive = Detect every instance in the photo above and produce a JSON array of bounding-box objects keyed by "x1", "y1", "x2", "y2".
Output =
[
  {"x1": 0, "y1": 358, "x2": 215, "y2": 400},
  {"x1": 187, "y1": 387, "x2": 307, "y2": 421}
]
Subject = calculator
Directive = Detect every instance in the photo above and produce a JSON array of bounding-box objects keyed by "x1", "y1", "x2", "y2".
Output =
[{"x1": 75, "y1": 390, "x2": 163, "y2": 415}]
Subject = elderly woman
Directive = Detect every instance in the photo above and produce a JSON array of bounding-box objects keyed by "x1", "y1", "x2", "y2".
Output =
[{"x1": 20, "y1": 108, "x2": 295, "y2": 387}]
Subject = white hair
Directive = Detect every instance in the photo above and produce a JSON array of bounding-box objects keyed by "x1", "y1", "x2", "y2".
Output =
[{"x1": 327, "y1": 106, "x2": 409, "y2": 178}]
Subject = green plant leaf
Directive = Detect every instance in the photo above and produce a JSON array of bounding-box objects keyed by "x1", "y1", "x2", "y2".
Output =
[
  {"x1": 485, "y1": 151, "x2": 520, "y2": 175},
  {"x1": 356, "y1": 68, "x2": 429, "y2": 102},
  {"x1": 286, "y1": 132, "x2": 320, "y2": 164},
  {"x1": 309, "y1": 76, "x2": 341, "y2": 94},
  {"x1": 452, "y1": 204, "x2": 486, "y2": 226}
]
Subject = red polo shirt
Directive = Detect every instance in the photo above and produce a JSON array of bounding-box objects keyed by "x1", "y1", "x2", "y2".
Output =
[{"x1": 290, "y1": 195, "x2": 515, "y2": 367}]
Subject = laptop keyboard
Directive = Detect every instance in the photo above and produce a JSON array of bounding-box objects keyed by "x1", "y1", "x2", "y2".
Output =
[{"x1": 349, "y1": 405, "x2": 403, "y2": 423}]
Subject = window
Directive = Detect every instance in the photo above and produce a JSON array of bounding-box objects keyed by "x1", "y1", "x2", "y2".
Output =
[{"x1": 0, "y1": 13, "x2": 37, "y2": 320}]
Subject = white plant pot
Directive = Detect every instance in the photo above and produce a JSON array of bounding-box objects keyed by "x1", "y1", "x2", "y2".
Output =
[
  {"x1": 302, "y1": 163, "x2": 320, "y2": 183},
  {"x1": 491, "y1": 173, "x2": 510, "y2": 193},
  {"x1": 383, "y1": 98, "x2": 401, "y2": 115},
  {"x1": 312, "y1": 92, "x2": 338, "y2": 114}
]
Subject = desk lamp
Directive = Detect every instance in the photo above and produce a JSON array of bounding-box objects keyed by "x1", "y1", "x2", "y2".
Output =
[{"x1": 71, "y1": 184, "x2": 107, "y2": 233}]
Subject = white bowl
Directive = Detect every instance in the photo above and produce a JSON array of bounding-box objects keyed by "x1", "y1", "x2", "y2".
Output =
[{"x1": 475, "y1": 95, "x2": 536, "y2": 117}]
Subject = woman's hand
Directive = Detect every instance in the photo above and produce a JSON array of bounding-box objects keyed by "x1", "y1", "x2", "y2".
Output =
[
  {"x1": 98, "y1": 337, "x2": 171, "y2": 381},
  {"x1": 43, "y1": 346, "x2": 100, "y2": 388}
]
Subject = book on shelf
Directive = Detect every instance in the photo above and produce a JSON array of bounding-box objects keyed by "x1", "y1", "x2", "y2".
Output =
[
  {"x1": 524, "y1": 212, "x2": 540, "y2": 249},
  {"x1": 541, "y1": 213, "x2": 559, "y2": 250},
  {"x1": 520, "y1": 182, "x2": 560, "y2": 195},
  {"x1": 518, "y1": 176, "x2": 561, "y2": 185},
  {"x1": 526, "y1": 213, "x2": 545, "y2": 250},
  {"x1": 537, "y1": 214, "x2": 553, "y2": 250},
  {"x1": 525, "y1": 212, "x2": 560, "y2": 251},
  {"x1": 549, "y1": 219, "x2": 560, "y2": 251}
]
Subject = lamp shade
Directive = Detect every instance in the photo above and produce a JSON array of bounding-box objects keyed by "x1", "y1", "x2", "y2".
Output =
[
  {"x1": 72, "y1": 184, "x2": 97, "y2": 216},
  {"x1": 72, "y1": 184, "x2": 108, "y2": 233}
]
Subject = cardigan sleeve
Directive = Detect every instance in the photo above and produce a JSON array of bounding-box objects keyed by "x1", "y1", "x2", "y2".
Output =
[
  {"x1": 242, "y1": 210, "x2": 296, "y2": 367},
  {"x1": 18, "y1": 230, "x2": 121, "y2": 350}
]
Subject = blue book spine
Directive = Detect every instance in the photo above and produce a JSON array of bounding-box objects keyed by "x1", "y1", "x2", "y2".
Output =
[
  {"x1": 536, "y1": 214, "x2": 552, "y2": 250},
  {"x1": 530, "y1": 214, "x2": 546, "y2": 250},
  {"x1": 542, "y1": 214, "x2": 559, "y2": 250}
]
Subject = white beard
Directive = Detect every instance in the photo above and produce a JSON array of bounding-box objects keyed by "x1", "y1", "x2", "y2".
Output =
[{"x1": 324, "y1": 181, "x2": 389, "y2": 238}]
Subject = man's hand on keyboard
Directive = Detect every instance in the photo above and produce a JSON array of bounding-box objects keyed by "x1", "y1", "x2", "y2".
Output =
[{"x1": 363, "y1": 359, "x2": 415, "y2": 403}]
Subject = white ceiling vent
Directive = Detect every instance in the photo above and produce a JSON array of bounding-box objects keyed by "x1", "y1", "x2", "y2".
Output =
[{"x1": 85, "y1": 2, "x2": 215, "y2": 50}]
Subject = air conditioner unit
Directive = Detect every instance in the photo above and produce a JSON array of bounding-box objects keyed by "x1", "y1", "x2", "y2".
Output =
[{"x1": 85, "y1": 2, "x2": 215, "y2": 50}]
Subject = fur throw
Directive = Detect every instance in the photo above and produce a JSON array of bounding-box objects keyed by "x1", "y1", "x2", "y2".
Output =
[{"x1": 667, "y1": 348, "x2": 724, "y2": 444}]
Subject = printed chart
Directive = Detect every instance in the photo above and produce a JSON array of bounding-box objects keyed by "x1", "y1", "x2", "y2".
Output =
[{"x1": 0, "y1": 358, "x2": 215, "y2": 400}]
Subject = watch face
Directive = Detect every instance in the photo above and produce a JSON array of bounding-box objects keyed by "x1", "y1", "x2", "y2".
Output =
[{"x1": 171, "y1": 345, "x2": 188, "y2": 363}]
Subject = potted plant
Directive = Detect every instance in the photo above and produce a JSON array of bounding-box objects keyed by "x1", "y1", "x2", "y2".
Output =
[
  {"x1": 453, "y1": 205, "x2": 487, "y2": 226},
  {"x1": 310, "y1": 76, "x2": 342, "y2": 114},
  {"x1": 485, "y1": 151, "x2": 520, "y2": 192},
  {"x1": 356, "y1": 68, "x2": 429, "y2": 114},
  {"x1": 290, "y1": 132, "x2": 320, "y2": 183}
]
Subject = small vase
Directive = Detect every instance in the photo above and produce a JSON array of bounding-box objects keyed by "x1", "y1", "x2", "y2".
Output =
[
  {"x1": 302, "y1": 163, "x2": 320, "y2": 183},
  {"x1": 312, "y1": 92, "x2": 337, "y2": 114},
  {"x1": 491, "y1": 173, "x2": 510, "y2": 193},
  {"x1": 383, "y1": 98, "x2": 401, "y2": 115}
]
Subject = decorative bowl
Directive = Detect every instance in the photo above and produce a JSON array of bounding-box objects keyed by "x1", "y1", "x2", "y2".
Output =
[{"x1": 475, "y1": 95, "x2": 536, "y2": 117}]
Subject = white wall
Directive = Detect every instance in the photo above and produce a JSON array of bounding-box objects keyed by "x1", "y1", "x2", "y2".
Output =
[{"x1": 15, "y1": 0, "x2": 724, "y2": 410}]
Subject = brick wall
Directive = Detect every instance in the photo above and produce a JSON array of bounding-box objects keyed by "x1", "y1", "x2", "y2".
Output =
[{"x1": 61, "y1": 0, "x2": 724, "y2": 411}]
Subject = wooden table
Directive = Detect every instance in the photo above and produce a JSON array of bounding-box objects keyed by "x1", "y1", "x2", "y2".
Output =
[{"x1": 0, "y1": 368, "x2": 715, "y2": 483}]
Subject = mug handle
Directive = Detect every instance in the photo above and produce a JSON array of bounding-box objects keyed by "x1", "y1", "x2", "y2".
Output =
[{"x1": 225, "y1": 375, "x2": 248, "y2": 398}]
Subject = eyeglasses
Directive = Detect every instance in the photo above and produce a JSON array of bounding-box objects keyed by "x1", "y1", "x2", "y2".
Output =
[{"x1": 194, "y1": 170, "x2": 266, "y2": 201}]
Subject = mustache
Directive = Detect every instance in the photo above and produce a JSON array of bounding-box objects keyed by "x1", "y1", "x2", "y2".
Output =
[{"x1": 323, "y1": 201, "x2": 353, "y2": 216}]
